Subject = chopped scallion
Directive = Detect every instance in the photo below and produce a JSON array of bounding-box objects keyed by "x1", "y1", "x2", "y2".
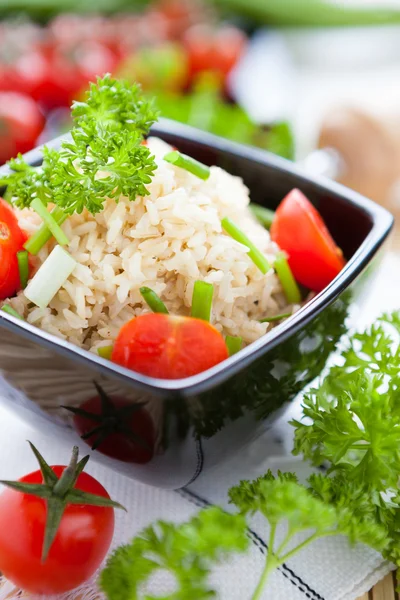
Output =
[
  {"x1": 24, "y1": 206, "x2": 68, "y2": 255},
  {"x1": 17, "y1": 250, "x2": 29, "y2": 289},
  {"x1": 164, "y1": 151, "x2": 210, "y2": 181},
  {"x1": 249, "y1": 204, "x2": 275, "y2": 229},
  {"x1": 191, "y1": 281, "x2": 214, "y2": 322},
  {"x1": 1, "y1": 305, "x2": 23, "y2": 320},
  {"x1": 221, "y1": 217, "x2": 270, "y2": 275},
  {"x1": 24, "y1": 245, "x2": 77, "y2": 309},
  {"x1": 226, "y1": 335, "x2": 243, "y2": 356},
  {"x1": 97, "y1": 346, "x2": 113, "y2": 360},
  {"x1": 140, "y1": 287, "x2": 169, "y2": 314},
  {"x1": 274, "y1": 253, "x2": 302, "y2": 304},
  {"x1": 260, "y1": 312, "x2": 292, "y2": 323},
  {"x1": 30, "y1": 198, "x2": 69, "y2": 247}
]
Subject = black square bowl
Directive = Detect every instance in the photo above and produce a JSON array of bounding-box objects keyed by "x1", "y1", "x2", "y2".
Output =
[{"x1": 0, "y1": 120, "x2": 394, "y2": 488}]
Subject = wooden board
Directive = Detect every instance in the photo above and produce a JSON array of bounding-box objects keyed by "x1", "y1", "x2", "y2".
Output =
[
  {"x1": 0, "y1": 571, "x2": 397, "y2": 598},
  {"x1": 357, "y1": 572, "x2": 399, "y2": 600}
]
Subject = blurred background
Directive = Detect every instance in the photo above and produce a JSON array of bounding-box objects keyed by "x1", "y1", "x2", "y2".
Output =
[{"x1": 1, "y1": 0, "x2": 400, "y2": 246}]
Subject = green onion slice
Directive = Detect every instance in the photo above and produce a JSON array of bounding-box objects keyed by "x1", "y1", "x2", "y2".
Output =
[
  {"x1": 249, "y1": 204, "x2": 275, "y2": 229},
  {"x1": 274, "y1": 253, "x2": 302, "y2": 304},
  {"x1": 24, "y1": 245, "x2": 77, "y2": 309},
  {"x1": 17, "y1": 250, "x2": 29, "y2": 289},
  {"x1": 164, "y1": 151, "x2": 210, "y2": 181},
  {"x1": 226, "y1": 335, "x2": 243, "y2": 356},
  {"x1": 1, "y1": 305, "x2": 23, "y2": 320},
  {"x1": 97, "y1": 346, "x2": 113, "y2": 360},
  {"x1": 24, "y1": 206, "x2": 68, "y2": 255},
  {"x1": 30, "y1": 198, "x2": 69, "y2": 247},
  {"x1": 191, "y1": 281, "x2": 214, "y2": 322},
  {"x1": 140, "y1": 287, "x2": 169, "y2": 314},
  {"x1": 221, "y1": 217, "x2": 270, "y2": 275},
  {"x1": 260, "y1": 312, "x2": 292, "y2": 323}
]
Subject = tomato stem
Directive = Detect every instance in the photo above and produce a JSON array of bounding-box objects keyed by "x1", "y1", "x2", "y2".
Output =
[{"x1": 0, "y1": 441, "x2": 125, "y2": 563}]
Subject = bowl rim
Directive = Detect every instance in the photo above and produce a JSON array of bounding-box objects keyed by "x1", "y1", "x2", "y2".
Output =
[{"x1": 0, "y1": 119, "x2": 394, "y2": 396}]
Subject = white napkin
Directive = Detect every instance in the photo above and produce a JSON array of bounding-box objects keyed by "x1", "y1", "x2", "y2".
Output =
[{"x1": 0, "y1": 252, "x2": 398, "y2": 600}]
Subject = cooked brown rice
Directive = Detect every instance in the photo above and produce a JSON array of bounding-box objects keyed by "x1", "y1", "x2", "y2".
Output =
[{"x1": 3, "y1": 137, "x2": 296, "y2": 353}]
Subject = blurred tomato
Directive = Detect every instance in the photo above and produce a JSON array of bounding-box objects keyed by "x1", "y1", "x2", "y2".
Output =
[
  {"x1": 0, "y1": 92, "x2": 44, "y2": 164},
  {"x1": 183, "y1": 24, "x2": 247, "y2": 82},
  {"x1": 28, "y1": 42, "x2": 117, "y2": 110},
  {"x1": 151, "y1": 0, "x2": 208, "y2": 39},
  {"x1": 69, "y1": 393, "x2": 155, "y2": 464},
  {"x1": 117, "y1": 42, "x2": 188, "y2": 92}
]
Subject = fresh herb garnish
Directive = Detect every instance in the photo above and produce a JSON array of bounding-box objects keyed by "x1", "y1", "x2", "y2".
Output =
[
  {"x1": 1, "y1": 304, "x2": 23, "y2": 320},
  {"x1": 221, "y1": 217, "x2": 270, "y2": 275},
  {"x1": 274, "y1": 253, "x2": 301, "y2": 304},
  {"x1": 140, "y1": 286, "x2": 169, "y2": 314},
  {"x1": 17, "y1": 250, "x2": 29, "y2": 289},
  {"x1": 99, "y1": 310, "x2": 400, "y2": 599},
  {"x1": 226, "y1": 335, "x2": 243, "y2": 356},
  {"x1": 100, "y1": 507, "x2": 248, "y2": 600},
  {"x1": 164, "y1": 150, "x2": 211, "y2": 181},
  {"x1": 191, "y1": 280, "x2": 214, "y2": 322},
  {"x1": 1, "y1": 74, "x2": 159, "y2": 221}
]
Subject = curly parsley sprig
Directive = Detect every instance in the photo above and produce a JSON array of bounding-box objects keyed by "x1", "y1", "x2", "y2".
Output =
[
  {"x1": 99, "y1": 311, "x2": 400, "y2": 600},
  {"x1": 1, "y1": 74, "x2": 159, "y2": 220},
  {"x1": 292, "y1": 312, "x2": 400, "y2": 492}
]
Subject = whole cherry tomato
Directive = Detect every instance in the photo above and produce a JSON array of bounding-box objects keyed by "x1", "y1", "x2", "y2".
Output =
[
  {"x1": 29, "y1": 42, "x2": 117, "y2": 110},
  {"x1": 0, "y1": 92, "x2": 44, "y2": 164},
  {"x1": 183, "y1": 24, "x2": 247, "y2": 83},
  {"x1": 270, "y1": 189, "x2": 346, "y2": 293},
  {"x1": 0, "y1": 199, "x2": 27, "y2": 300},
  {"x1": 0, "y1": 444, "x2": 120, "y2": 595},
  {"x1": 112, "y1": 313, "x2": 229, "y2": 379}
]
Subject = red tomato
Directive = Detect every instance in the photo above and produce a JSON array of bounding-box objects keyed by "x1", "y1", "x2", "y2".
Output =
[
  {"x1": 0, "y1": 466, "x2": 114, "y2": 595},
  {"x1": 183, "y1": 24, "x2": 247, "y2": 82},
  {"x1": 28, "y1": 42, "x2": 117, "y2": 110},
  {"x1": 0, "y1": 92, "x2": 44, "y2": 164},
  {"x1": 270, "y1": 189, "x2": 346, "y2": 293},
  {"x1": 0, "y1": 199, "x2": 27, "y2": 299},
  {"x1": 151, "y1": 0, "x2": 206, "y2": 40},
  {"x1": 72, "y1": 395, "x2": 155, "y2": 464},
  {"x1": 112, "y1": 313, "x2": 229, "y2": 379}
]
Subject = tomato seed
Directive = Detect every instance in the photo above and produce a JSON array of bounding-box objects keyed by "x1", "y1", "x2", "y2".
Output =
[{"x1": 0, "y1": 221, "x2": 10, "y2": 240}]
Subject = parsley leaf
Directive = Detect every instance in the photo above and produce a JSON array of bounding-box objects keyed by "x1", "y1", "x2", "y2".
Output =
[
  {"x1": 99, "y1": 311, "x2": 400, "y2": 600},
  {"x1": 292, "y1": 312, "x2": 400, "y2": 491},
  {"x1": 100, "y1": 507, "x2": 248, "y2": 600},
  {"x1": 1, "y1": 75, "x2": 159, "y2": 216}
]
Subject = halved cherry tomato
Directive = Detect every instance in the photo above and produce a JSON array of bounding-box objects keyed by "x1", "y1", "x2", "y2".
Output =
[
  {"x1": 0, "y1": 199, "x2": 27, "y2": 299},
  {"x1": 71, "y1": 394, "x2": 155, "y2": 464},
  {"x1": 270, "y1": 189, "x2": 346, "y2": 293},
  {"x1": 112, "y1": 313, "x2": 229, "y2": 379},
  {"x1": 0, "y1": 465, "x2": 115, "y2": 595}
]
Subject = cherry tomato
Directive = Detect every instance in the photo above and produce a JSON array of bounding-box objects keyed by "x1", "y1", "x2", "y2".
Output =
[
  {"x1": 28, "y1": 42, "x2": 117, "y2": 110},
  {"x1": 72, "y1": 395, "x2": 155, "y2": 464},
  {"x1": 0, "y1": 199, "x2": 27, "y2": 300},
  {"x1": 270, "y1": 189, "x2": 346, "y2": 293},
  {"x1": 0, "y1": 92, "x2": 44, "y2": 164},
  {"x1": 117, "y1": 42, "x2": 189, "y2": 93},
  {"x1": 149, "y1": 0, "x2": 206, "y2": 40},
  {"x1": 112, "y1": 313, "x2": 229, "y2": 379},
  {"x1": 183, "y1": 25, "x2": 247, "y2": 83},
  {"x1": 0, "y1": 466, "x2": 114, "y2": 595}
]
